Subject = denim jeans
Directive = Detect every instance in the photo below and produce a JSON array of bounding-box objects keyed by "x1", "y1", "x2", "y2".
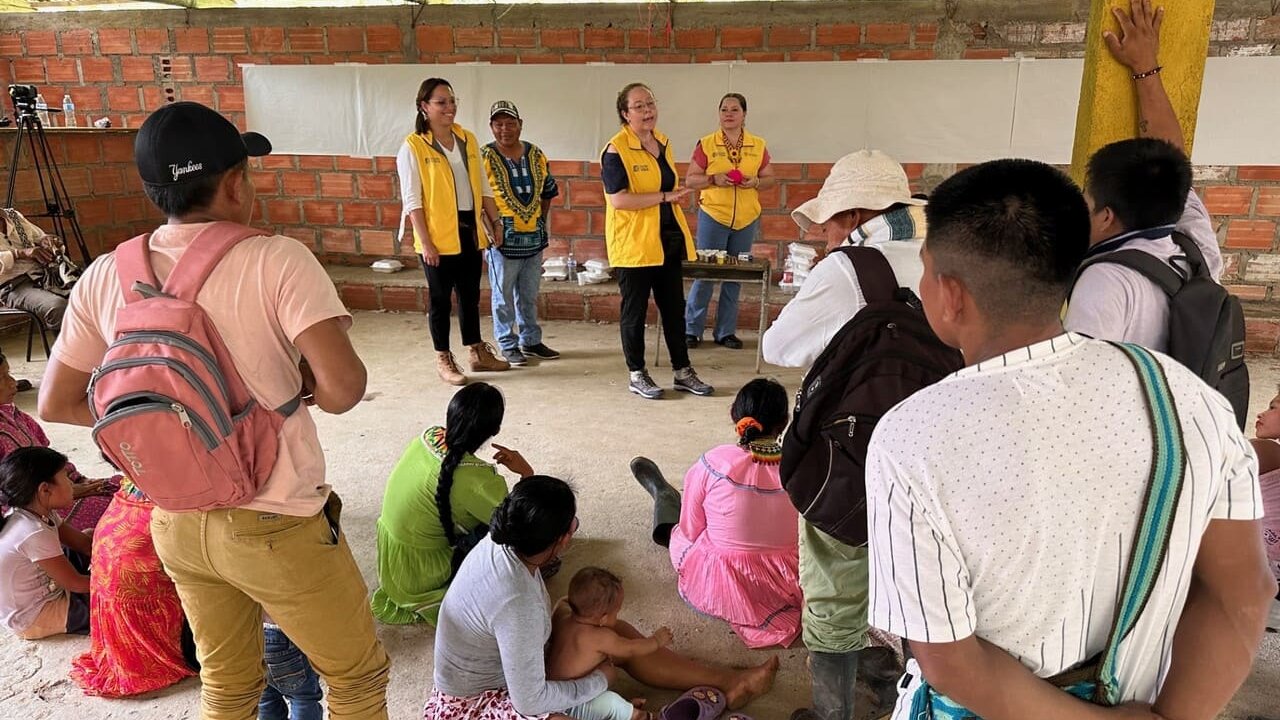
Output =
[
  {"x1": 487, "y1": 248, "x2": 544, "y2": 352},
  {"x1": 684, "y1": 209, "x2": 761, "y2": 341},
  {"x1": 259, "y1": 625, "x2": 324, "y2": 720}
]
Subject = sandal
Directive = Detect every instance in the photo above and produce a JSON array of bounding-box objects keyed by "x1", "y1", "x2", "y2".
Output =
[{"x1": 660, "y1": 687, "x2": 726, "y2": 720}]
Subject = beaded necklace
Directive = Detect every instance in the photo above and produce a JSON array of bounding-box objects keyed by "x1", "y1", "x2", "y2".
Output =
[
  {"x1": 746, "y1": 438, "x2": 782, "y2": 465},
  {"x1": 722, "y1": 129, "x2": 744, "y2": 166}
]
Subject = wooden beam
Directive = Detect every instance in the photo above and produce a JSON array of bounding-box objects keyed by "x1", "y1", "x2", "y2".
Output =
[
  {"x1": 0, "y1": 0, "x2": 34, "y2": 13},
  {"x1": 1069, "y1": 0, "x2": 1215, "y2": 183},
  {"x1": 148, "y1": 0, "x2": 237, "y2": 8}
]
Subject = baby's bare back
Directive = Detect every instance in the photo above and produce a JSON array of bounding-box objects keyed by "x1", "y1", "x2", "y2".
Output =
[{"x1": 547, "y1": 611, "x2": 613, "y2": 681}]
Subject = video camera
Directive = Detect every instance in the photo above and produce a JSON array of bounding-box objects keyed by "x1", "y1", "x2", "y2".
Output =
[{"x1": 8, "y1": 84, "x2": 39, "y2": 116}]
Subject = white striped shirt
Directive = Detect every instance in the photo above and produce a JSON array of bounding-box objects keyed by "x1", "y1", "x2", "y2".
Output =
[{"x1": 866, "y1": 333, "x2": 1261, "y2": 715}]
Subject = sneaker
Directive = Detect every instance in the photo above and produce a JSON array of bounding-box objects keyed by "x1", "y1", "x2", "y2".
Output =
[
  {"x1": 521, "y1": 343, "x2": 560, "y2": 360},
  {"x1": 435, "y1": 352, "x2": 467, "y2": 386},
  {"x1": 629, "y1": 370, "x2": 664, "y2": 399},
  {"x1": 673, "y1": 367, "x2": 714, "y2": 396},
  {"x1": 467, "y1": 342, "x2": 511, "y2": 372},
  {"x1": 685, "y1": 334, "x2": 701, "y2": 349},
  {"x1": 502, "y1": 348, "x2": 528, "y2": 366},
  {"x1": 714, "y1": 334, "x2": 744, "y2": 350}
]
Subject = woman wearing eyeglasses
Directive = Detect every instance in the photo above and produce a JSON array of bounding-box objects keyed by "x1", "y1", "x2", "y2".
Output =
[
  {"x1": 683, "y1": 93, "x2": 776, "y2": 351},
  {"x1": 602, "y1": 82, "x2": 714, "y2": 400},
  {"x1": 398, "y1": 77, "x2": 510, "y2": 387}
]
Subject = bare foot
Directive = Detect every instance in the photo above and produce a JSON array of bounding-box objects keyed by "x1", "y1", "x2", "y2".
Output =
[{"x1": 726, "y1": 655, "x2": 780, "y2": 709}]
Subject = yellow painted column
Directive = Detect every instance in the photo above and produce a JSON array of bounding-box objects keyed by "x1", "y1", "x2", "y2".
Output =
[{"x1": 1069, "y1": 0, "x2": 1215, "y2": 183}]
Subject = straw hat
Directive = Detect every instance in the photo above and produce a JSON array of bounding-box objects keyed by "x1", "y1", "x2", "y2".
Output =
[{"x1": 791, "y1": 149, "x2": 925, "y2": 232}]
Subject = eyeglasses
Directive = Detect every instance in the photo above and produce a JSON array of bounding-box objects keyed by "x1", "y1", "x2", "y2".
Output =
[
  {"x1": 628, "y1": 101, "x2": 657, "y2": 112},
  {"x1": 428, "y1": 97, "x2": 458, "y2": 108}
]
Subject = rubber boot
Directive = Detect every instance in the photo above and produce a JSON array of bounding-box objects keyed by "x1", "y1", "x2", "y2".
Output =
[
  {"x1": 808, "y1": 650, "x2": 858, "y2": 720},
  {"x1": 629, "y1": 456, "x2": 682, "y2": 547},
  {"x1": 854, "y1": 646, "x2": 903, "y2": 719}
]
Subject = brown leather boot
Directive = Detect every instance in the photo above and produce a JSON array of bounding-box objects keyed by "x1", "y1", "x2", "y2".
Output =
[
  {"x1": 436, "y1": 351, "x2": 467, "y2": 386},
  {"x1": 467, "y1": 342, "x2": 511, "y2": 372}
]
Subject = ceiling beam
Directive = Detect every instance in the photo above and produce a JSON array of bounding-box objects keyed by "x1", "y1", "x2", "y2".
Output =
[
  {"x1": 148, "y1": 0, "x2": 238, "y2": 8},
  {"x1": 0, "y1": 0, "x2": 34, "y2": 13}
]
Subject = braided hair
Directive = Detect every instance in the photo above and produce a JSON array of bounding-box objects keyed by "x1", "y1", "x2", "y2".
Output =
[
  {"x1": 731, "y1": 378, "x2": 789, "y2": 446},
  {"x1": 436, "y1": 382, "x2": 505, "y2": 547}
]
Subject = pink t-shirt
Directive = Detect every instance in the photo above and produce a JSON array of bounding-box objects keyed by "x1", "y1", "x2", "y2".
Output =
[{"x1": 54, "y1": 223, "x2": 351, "y2": 517}]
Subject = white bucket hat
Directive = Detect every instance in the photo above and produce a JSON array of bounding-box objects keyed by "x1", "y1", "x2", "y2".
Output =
[{"x1": 791, "y1": 149, "x2": 925, "y2": 232}]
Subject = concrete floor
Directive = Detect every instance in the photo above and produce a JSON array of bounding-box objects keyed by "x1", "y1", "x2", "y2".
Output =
[{"x1": 1, "y1": 312, "x2": 1277, "y2": 719}]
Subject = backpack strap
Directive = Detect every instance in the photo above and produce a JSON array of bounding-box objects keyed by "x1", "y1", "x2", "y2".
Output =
[
  {"x1": 1093, "y1": 342, "x2": 1187, "y2": 705},
  {"x1": 162, "y1": 222, "x2": 267, "y2": 302},
  {"x1": 113, "y1": 234, "x2": 162, "y2": 304},
  {"x1": 836, "y1": 246, "x2": 899, "y2": 304},
  {"x1": 1169, "y1": 230, "x2": 1212, "y2": 280},
  {"x1": 1078, "y1": 249, "x2": 1185, "y2": 298}
]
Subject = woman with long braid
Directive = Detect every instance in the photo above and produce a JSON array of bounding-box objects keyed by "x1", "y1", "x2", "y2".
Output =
[{"x1": 370, "y1": 383, "x2": 535, "y2": 625}]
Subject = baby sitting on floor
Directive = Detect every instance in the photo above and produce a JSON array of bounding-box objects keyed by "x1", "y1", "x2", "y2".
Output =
[{"x1": 548, "y1": 567, "x2": 673, "y2": 720}]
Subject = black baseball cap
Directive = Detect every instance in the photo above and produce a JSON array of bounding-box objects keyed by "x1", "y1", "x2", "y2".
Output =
[
  {"x1": 135, "y1": 102, "x2": 272, "y2": 186},
  {"x1": 489, "y1": 100, "x2": 521, "y2": 121}
]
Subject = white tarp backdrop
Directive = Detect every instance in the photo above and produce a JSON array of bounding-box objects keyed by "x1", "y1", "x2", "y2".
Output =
[{"x1": 243, "y1": 57, "x2": 1280, "y2": 165}]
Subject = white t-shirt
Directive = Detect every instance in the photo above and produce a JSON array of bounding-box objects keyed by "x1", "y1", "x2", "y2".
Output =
[
  {"x1": 0, "y1": 508, "x2": 65, "y2": 633},
  {"x1": 866, "y1": 334, "x2": 1261, "y2": 716},
  {"x1": 762, "y1": 211, "x2": 925, "y2": 368},
  {"x1": 1065, "y1": 191, "x2": 1221, "y2": 352}
]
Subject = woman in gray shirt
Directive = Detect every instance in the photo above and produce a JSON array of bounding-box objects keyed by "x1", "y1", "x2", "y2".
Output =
[{"x1": 425, "y1": 476, "x2": 778, "y2": 720}]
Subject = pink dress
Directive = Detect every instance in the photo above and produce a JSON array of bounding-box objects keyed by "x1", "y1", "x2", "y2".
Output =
[
  {"x1": 1262, "y1": 468, "x2": 1280, "y2": 583},
  {"x1": 668, "y1": 442, "x2": 802, "y2": 648}
]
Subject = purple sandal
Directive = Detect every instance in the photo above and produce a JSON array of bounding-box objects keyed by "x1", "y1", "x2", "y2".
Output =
[{"x1": 660, "y1": 687, "x2": 727, "y2": 720}]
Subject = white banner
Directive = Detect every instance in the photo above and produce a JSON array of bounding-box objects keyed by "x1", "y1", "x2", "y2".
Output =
[{"x1": 243, "y1": 57, "x2": 1280, "y2": 165}]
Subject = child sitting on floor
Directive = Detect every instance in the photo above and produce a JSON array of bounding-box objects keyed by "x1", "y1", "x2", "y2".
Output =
[
  {"x1": 0, "y1": 446, "x2": 92, "y2": 639},
  {"x1": 548, "y1": 566, "x2": 672, "y2": 720},
  {"x1": 1249, "y1": 389, "x2": 1280, "y2": 632}
]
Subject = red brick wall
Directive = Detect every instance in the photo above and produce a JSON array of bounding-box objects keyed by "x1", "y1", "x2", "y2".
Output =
[{"x1": 2, "y1": 8, "x2": 1279, "y2": 293}]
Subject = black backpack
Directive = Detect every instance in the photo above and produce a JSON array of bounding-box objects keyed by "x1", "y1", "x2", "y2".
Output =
[
  {"x1": 1076, "y1": 232, "x2": 1249, "y2": 430},
  {"x1": 780, "y1": 247, "x2": 964, "y2": 547}
]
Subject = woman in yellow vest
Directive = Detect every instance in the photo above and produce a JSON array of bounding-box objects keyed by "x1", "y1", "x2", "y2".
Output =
[
  {"x1": 602, "y1": 83, "x2": 715, "y2": 400},
  {"x1": 683, "y1": 93, "x2": 777, "y2": 351},
  {"x1": 397, "y1": 77, "x2": 510, "y2": 386}
]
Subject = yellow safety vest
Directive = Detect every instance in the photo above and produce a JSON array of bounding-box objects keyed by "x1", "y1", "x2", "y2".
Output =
[
  {"x1": 696, "y1": 129, "x2": 767, "y2": 231},
  {"x1": 405, "y1": 125, "x2": 488, "y2": 256},
  {"x1": 602, "y1": 125, "x2": 694, "y2": 268}
]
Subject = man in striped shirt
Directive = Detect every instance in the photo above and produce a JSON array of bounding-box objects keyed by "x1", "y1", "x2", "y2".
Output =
[{"x1": 865, "y1": 157, "x2": 1273, "y2": 719}]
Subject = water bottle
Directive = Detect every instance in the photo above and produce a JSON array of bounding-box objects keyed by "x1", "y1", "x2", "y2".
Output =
[
  {"x1": 566, "y1": 255, "x2": 578, "y2": 281},
  {"x1": 62, "y1": 94, "x2": 77, "y2": 127},
  {"x1": 34, "y1": 94, "x2": 49, "y2": 125}
]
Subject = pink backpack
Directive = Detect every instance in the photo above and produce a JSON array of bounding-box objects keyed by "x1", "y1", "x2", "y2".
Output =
[{"x1": 89, "y1": 222, "x2": 301, "y2": 512}]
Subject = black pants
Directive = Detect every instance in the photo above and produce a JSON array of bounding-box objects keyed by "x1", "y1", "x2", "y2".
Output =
[
  {"x1": 616, "y1": 241, "x2": 690, "y2": 373},
  {"x1": 64, "y1": 547, "x2": 90, "y2": 634},
  {"x1": 422, "y1": 212, "x2": 482, "y2": 352}
]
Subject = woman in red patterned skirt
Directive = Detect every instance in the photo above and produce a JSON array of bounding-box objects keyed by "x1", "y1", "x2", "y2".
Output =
[{"x1": 70, "y1": 479, "x2": 198, "y2": 697}]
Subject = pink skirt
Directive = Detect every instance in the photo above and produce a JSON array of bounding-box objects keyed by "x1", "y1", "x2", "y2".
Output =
[
  {"x1": 424, "y1": 688, "x2": 550, "y2": 720},
  {"x1": 669, "y1": 530, "x2": 802, "y2": 649}
]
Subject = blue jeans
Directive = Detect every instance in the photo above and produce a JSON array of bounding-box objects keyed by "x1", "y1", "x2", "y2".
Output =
[
  {"x1": 258, "y1": 625, "x2": 323, "y2": 720},
  {"x1": 487, "y1": 248, "x2": 544, "y2": 352},
  {"x1": 684, "y1": 209, "x2": 760, "y2": 341}
]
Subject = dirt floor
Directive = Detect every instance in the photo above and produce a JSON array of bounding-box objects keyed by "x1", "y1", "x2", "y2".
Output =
[{"x1": 1, "y1": 311, "x2": 1277, "y2": 719}]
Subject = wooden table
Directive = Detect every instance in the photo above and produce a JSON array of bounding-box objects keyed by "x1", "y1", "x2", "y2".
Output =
[{"x1": 654, "y1": 259, "x2": 772, "y2": 373}]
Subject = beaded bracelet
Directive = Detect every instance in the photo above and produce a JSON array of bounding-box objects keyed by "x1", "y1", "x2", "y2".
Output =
[{"x1": 1132, "y1": 66, "x2": 1163, "y2": 80}]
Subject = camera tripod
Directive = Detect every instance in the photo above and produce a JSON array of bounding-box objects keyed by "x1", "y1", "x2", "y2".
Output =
[{"x1": 4, "y1": 110, "x2": 93, "y2": 264}]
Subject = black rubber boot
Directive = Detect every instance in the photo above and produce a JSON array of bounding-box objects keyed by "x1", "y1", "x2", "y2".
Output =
[
  {"x1": 629, "y1": 456, "x2": 682, "y2": 547},
  {"x1": 808, "y1": 650, "x2": 858, "y2": 720}
]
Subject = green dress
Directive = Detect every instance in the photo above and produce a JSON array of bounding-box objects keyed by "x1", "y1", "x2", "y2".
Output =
[{"x1": 370, "y1": 426, "x2": 510, "y2": 625}]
